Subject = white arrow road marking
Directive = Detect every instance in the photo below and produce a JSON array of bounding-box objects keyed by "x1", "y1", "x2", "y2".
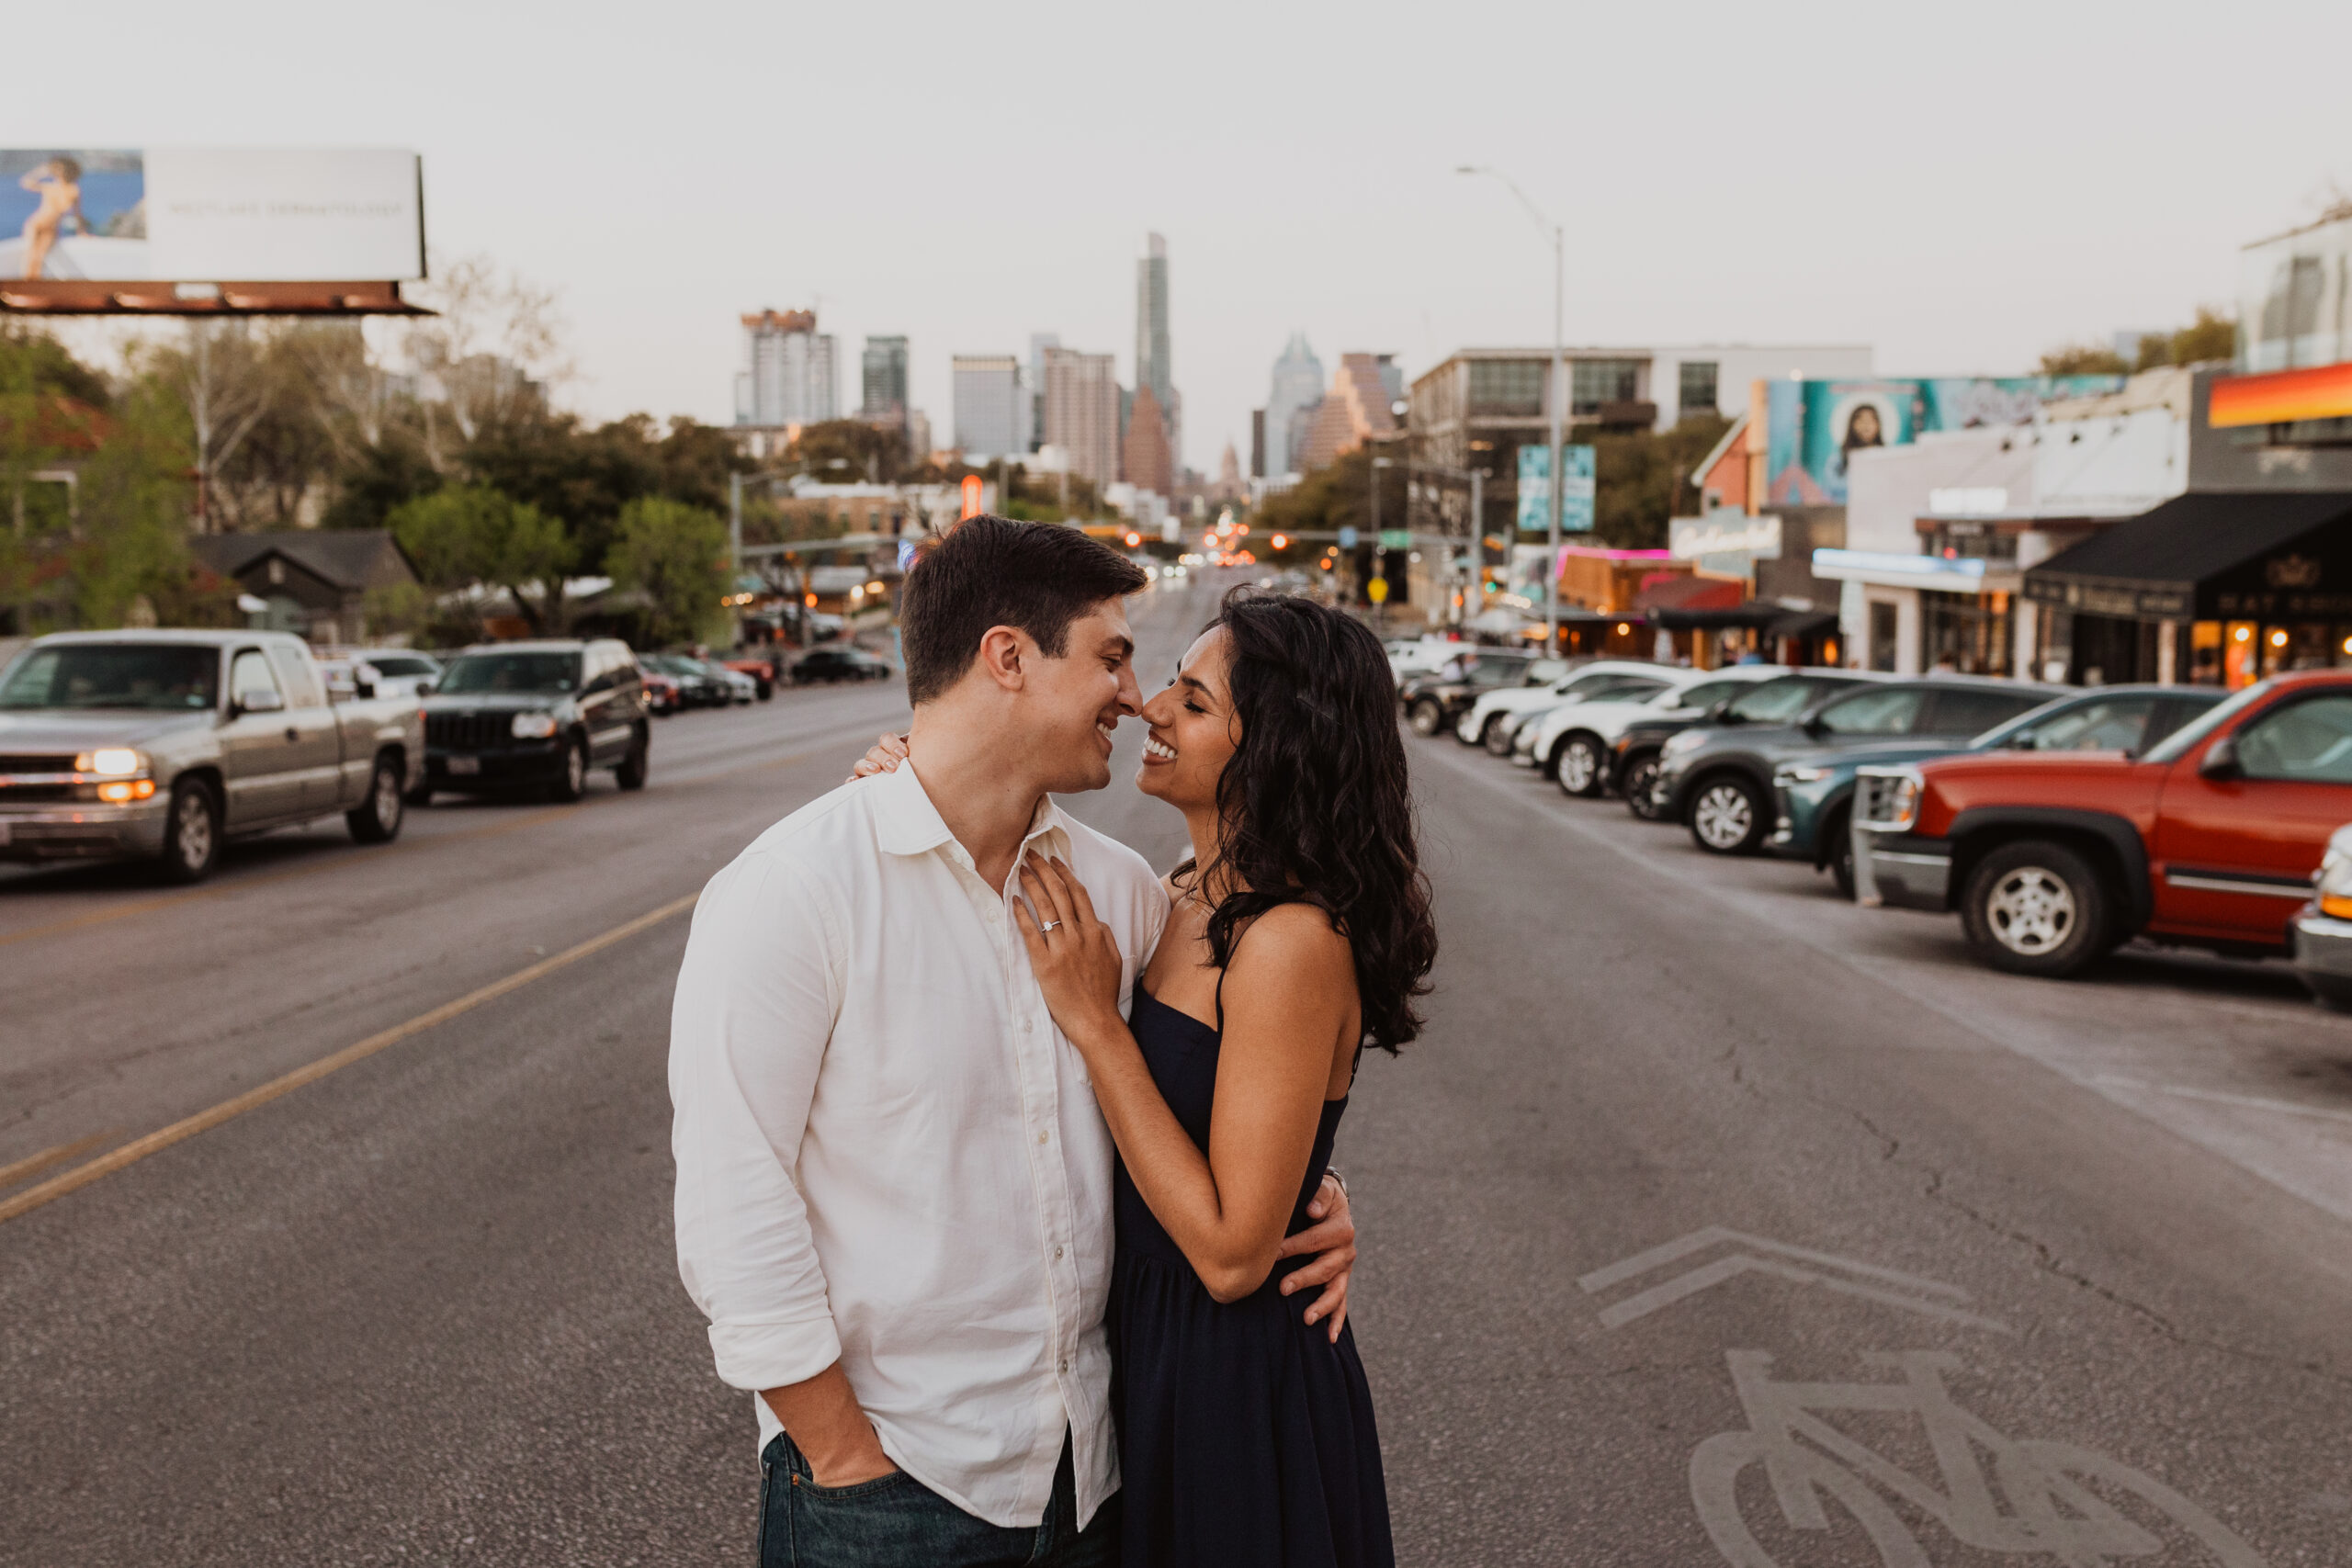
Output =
[{"x1": 1580, "y1": 1226, "x2": 2013, "y2": 1335}]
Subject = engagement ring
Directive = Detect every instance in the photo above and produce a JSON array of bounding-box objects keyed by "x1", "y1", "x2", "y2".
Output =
[{"x1": 1040, "y1": 920, "x2": 1061, "y2": 931}]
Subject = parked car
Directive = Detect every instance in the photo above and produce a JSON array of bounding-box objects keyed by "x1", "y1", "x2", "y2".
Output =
[
  {"x1": 721, "y1": 653, "x2": 780, "y2": 700},
  {"x1": 793, "y1": 647, "x2": 895, "y2": 684},
  {"x1": 1853, "y1": 671, "x2": 2352, "y2": 976},
  {"x1": 640, "y1": 668, "x2": 684, "y2": 716},
  {"x1": 0, "y1": 629, "x2": 426, "y2": 883},
  {"x1": 1771, "y1": 685, "x2": 2226, "y2": 897},
  {"x1": 1528, "y1": 666, "x2": 1793, "y2": 795},
  {"x1": 640, "y1": 654, "x2": 730, "y2": 709},
  {"x1": 415, "y1": 639, "x2": 649, "y2": 805},
  {"x1": 1507, "y1": 665, "x2": 1687, "y2": 770},
  {"x1": 697, "y1": 659, "x2": 761, "y2": 705},
  {"x1": 2292, "y1": 821, "x2": 2352, "y2": 1008},
  {"x1": 1658, "y1": 676, "x2": 2050, "y2": 856},
  {"x1": 318, "y1": 648, "x2": 443, "y2": 702},
  {"x1": 1385, "y1": 636, "x2": 1464, "y2": 683},
  {"x1": 1615, "y1": 671, "x2": 1882, "y2": 820},
  {"x1": 1399, "y1": 651, "x2": 1569, "y2": 737},
  {"x1": 1458, "y1": 660, "x2": 1667, "y2": 753}
]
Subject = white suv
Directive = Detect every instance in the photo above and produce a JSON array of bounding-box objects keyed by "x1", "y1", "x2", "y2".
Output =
[
  {"x1": 1454, "y1": 660, "x2": 1668, "y2": 750},
  {"x1": 1527, "y1": 665, "x2": 1793, "y2": 795}
]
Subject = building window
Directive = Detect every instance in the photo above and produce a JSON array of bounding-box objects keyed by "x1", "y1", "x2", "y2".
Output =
[
  {"x1": 1467, "y1": 359, "x2": 1545, "y2": 417},
  {"x1": 1571, "y1": 359, "x2": 1642, "y2": 416},
  {"x1": 1678, "y1": 361, "x2": 1719, "y2": 418}
]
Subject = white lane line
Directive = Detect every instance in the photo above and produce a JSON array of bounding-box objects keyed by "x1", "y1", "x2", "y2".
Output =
[{"x1": 2091, "y1": 1075, "x2": 2352, "y2": 1128}]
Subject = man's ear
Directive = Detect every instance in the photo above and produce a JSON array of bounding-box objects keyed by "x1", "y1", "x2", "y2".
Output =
[{"x1": 974, "y1": 625, "x2": 1029, "y2": 692}]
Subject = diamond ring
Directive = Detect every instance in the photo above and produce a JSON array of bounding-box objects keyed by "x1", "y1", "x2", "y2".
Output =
[{"x1": 1040, "y1": 919, "x2": 1061, "y2": 932}]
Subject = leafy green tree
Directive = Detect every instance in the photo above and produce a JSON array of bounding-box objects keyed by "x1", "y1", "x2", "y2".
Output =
[
  {"x1": 2038, "y1": 343, "x2": 2131, "y2": 376},
  {"x1": 388, "y1": 485, "x2": 573, "y2": 634},
  {"x1": 791, "y1": 419, "x2": 909, "y2": 483},
  {"x1": 2139, "y1": 308, "x2": 2236, "y2": 369},
  {"x1": 605, "y1": 495, "x2": 729, "y2": 648}
]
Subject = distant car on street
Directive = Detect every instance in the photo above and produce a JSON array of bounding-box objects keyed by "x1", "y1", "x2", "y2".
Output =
[
  {"x1": 1615, "y1": 671, "x2": 1883, "y2": 820},
  {"x1": 639, "y1": 654, "x2": 730, "y2": 709},
  {"x1": 695, "y1": 659, "x2": 760, "y2": 705},
  {"x1": 0, "y1": 629, "x2": 425, "y2": 883},
  {"x1": 1854, "y1": 671, "x2": 2352, "y2": 976},
  {"x1": 793, "y1": 647, "x2": 895, "y2": 685},
  {"x1": 1455, "y1": 660, "x2": 1666, "y2": 752},
  {"x1": 416, "y1": 639, "x2": 650, "y2": 805},
  {"x1": 1398, "y1": 651, "x2": 1568, "y2": 737},
  {"x1": 317, "y1": 649, "x2": 443, "y2": 701},
  {"x1": 719, "y1": 654, "x2": 779, "y2": 700},
  {"x1": 640, "y1": 668, "x2": 684, "y2": 716},
  {"x1": 1771, "y1": 684, "x2": 2225, "y2": 897}
]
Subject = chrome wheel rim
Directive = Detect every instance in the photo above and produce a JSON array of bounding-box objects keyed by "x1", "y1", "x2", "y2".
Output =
[
  {"x1": 175, "y1": 791, "x2": 212, "y2": 868},
  {"x1": 374, "y1": 765, "x2": 401, "y2": 825},
  {"x1": 1560, "y1": 743, "x2": 1596, "y2": 793},
  {"x1": 567, "y1": 744, "x2": 586, "y2": 794},
  {"x1": 1693, "y1": 784, "x2": 1753, "y2": 849},
  {"x1": 1411, "y1": 703, "x2": 1439, "y2": 735},
  {"x1": 1986, "y1": 867, "x2": 2075, "y2": 954}
]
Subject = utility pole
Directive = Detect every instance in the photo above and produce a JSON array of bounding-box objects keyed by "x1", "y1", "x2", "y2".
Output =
[
  {"x1": 1459, "y1": 164, "x2": 1565, "y2": 651},
  {"x1": 729, "y1": 471, "x2": 743, "y2": 649}
]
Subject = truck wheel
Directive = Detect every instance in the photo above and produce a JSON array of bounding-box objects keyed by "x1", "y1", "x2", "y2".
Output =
[
  {"x1": 345, "y1": 753, "x2": 406, "y2": 844},
  {"x1": 1408, "y1": 697, "x2": 1445, "y2": 736},
  {"x1": 1688, "y1": 773, "x2": 1770, "y2": 855},
  {"x1": 549, "y1": 735, "x2": 590, "y2": 803},
  {"x1": 1555, "y1": 735, "x2": 1606, "y2": 797},
  {"x1": 157, "y1": 777, "x2": 221, "y2": 885},
  {"x1": 616, "y1": 727, "x2": 650, "y2": 791},
  {"x1": 1960, "y1": 839, "x2": 2111, "y2": 977}
]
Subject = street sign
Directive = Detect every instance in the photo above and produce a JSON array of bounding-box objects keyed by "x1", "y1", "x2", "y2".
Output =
[
  {"x1": 1337, "y1": 525, "x2": 1359, "y2": 549},
  {"x1": 1377, "y1": 529, "x2": 1411, "y2": 550},
  {"x1": 1516, "y1": 445, "x2": 1597, "y2": 533}
]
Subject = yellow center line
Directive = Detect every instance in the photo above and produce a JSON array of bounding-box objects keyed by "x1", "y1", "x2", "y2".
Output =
[
  {"x1": 0, "y1": 891, "x2": 701, "y2": 1228},
  {"x1": 0, "y1": 1130, "x2": 118, "y2": 1192}
]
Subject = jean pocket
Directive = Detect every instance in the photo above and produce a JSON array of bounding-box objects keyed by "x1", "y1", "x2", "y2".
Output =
[{"x1": 796, "y1": 1466, "x2": 910, "y2": 1502}]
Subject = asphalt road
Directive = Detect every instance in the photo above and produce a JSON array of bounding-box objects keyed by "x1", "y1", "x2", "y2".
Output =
[{"x1": 4, "y1": 575, "x2": 2347, "y2": 1567}]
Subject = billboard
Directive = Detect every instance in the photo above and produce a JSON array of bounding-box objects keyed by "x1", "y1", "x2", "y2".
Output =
[
  {"x1": 1516, "y1": 444, "x2": 1597, "y2": 533},
  {"x1": 1, "y1": 149, "x2": 423, "y2": 283},
  {"x1": 1761, "y1": 375, "x2": 2124, "y2": 506}
]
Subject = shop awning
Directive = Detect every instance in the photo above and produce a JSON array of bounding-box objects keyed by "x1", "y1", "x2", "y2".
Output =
[{"x1": 2021, "y1": 491, "x2": 2352, "y2": 621}]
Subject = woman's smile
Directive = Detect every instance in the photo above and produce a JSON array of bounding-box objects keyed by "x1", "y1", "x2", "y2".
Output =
[{"x1": 1141, "y1": 732, "x2": 1178, "y2": 765}]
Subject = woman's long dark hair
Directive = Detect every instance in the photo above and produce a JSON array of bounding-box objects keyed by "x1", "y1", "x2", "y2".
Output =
[{"x1": 1179, "y1": 588, "x2": 1437, "y2": 1053}]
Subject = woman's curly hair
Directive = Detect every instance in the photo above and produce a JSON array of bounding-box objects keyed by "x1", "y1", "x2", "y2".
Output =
[{"x1": 1178, "y1": 588, "x2": 1438, "y2": 1052}]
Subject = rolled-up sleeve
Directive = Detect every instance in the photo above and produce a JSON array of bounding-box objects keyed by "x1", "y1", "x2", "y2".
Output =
[{"x1": 670, "y1": 851, "x2": 844, "y2": 1392}]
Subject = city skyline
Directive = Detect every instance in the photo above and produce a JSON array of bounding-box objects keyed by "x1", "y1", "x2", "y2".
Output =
[{"x1": 15, "y1": 1, "x2": 2346, "y2": 475}]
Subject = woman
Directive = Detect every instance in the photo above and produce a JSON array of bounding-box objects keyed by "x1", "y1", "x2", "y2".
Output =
[
  {"x1": 17, "y1": 157, "x2": 85, "y2": 281},
  {"x1": 861, "y1": 590, "x2": 1434, "y2": 1567}
]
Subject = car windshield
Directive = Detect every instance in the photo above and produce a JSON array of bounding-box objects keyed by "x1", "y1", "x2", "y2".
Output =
[
  {"x1": 0, "y1": 644, "x2": 219, "y2": 711},
  {"x1": 1724, "y1": 679, "x2": 1814, "y2": 723},
  {"x1": 437, "y1": 651, "x2": 581, "y2": 694},
  {"x1": 363, "y1": 655, "x2": 437, "y2": 677},
  {"x1": 2141, "y1": 681, "x2": 2273, "y2": 763}
]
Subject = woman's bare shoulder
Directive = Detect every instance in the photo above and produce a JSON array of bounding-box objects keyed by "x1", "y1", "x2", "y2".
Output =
[{"x1": 1231, "y1": 901, "x2": 1352, "y2": 981}]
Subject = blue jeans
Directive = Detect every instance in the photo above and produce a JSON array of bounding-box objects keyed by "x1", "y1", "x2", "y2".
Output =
[{"x1": 758, "y1": 1429, "x2": 1119, "y2": 1568}]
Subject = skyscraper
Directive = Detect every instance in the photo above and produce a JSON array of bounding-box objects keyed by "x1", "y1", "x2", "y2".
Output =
[
  {"x1": 953, "y1": 355, "x2": 1023, "y2": 459},
  {"x1": 1135, "y1": 233, "x2": 1177, "y2": 467},
  {"x1": 1264, "y1": 332, "x2": 1324, "y2": 479},
  {"x1": 735, "y1": 309, "x2": 836, "y2": 426},
  {"x1": 861, "y1": 335, "x2": 909, "y2": 419},
  {"x1": 1122, "y1": 384, "x2": 1174, "y2": 497},
  {"x1": 1042, "y1": 346, "x2": 1121, "y2": 492},
  {"x1": 1028, "y1": 333, "x2": 1059, "y2": 455}
]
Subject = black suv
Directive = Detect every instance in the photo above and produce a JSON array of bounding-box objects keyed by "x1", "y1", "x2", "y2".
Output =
[
  {"x1": 793, "y1": 647, "x2": 894, "y2": 684},
  {"x1": 1654, "y1": 676, "x2": 2050, "y2": 855},
  {"x1": 415, "y1": 638, "x2": 650, "y2": 805}
]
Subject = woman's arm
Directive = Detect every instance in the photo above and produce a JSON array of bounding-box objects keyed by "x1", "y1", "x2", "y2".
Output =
[{"x1": 1017, "y1": 855, "x2": 1351, "y2": 1303}]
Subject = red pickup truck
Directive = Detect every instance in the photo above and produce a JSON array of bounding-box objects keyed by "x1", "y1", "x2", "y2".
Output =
[{"x1": 1853, "y1": 670, "x2": 2352, "y2": 976}]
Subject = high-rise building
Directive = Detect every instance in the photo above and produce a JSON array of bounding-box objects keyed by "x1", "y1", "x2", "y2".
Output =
[
  {"x1": 1028, "y1": 333, "x2": 1059, "y2": 454},
  {"x1": 1136, "y1": 234, "x2": 1177, "y2": 467},
  {"x1": 1264, "y1": 332, "x2": 1324, "y2": 479},
  {"x1": 953, "y1": 355, "x2": 1023, "y2": 459},
  {"x1": 1042, "y1": 346, "x2": 1122, "y2": 492},
  {"x1": 735, "y1": 309, "x2": 836, "y2": 427},
  {"x1": 1295, "y1": 353, "x2": 1402, "y2": 473},
  {"x1": 861, "y1": 335, "x2": 909, "y2": 419},
  {"x1": 1122, "y1": 383, "x2": 1174, "y2": 496}
]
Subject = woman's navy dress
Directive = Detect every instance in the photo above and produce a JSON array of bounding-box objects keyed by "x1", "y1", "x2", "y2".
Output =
[{"x1": 1107, "y1": 987, "x2": 1394, "y2": 1568}]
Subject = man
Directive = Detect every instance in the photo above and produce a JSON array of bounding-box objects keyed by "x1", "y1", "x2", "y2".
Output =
[{"x1": 671, "y1": 517, "x2": 1356, "y2": 1567}]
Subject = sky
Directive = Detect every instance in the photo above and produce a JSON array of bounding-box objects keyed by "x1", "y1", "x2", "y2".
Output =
[{"x1": 8, "y1": 0, "x2": 2349, "y2": 474}]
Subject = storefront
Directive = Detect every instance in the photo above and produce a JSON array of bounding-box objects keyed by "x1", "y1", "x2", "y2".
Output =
[{"x1": 2023, "y1": 491, "x2": 2352, "y2": 687}]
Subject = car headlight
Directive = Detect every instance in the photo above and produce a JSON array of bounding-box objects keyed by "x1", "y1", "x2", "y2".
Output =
[
  {"x1": 511, "y1": 712, "x2": 560, "y2": 739},
  {"x1": 1857, "y1": 769, "x2": 1922, "y2": 831},
  {"x1": 1662, "y1": 730, "x2": 1706, "y2": 758},
  {"x1": 75, "y1": 748, "x2": 145, "y2": 776},
  {"x1": 1774, "y1": 764, "x2": 1833, "y2": 786}
]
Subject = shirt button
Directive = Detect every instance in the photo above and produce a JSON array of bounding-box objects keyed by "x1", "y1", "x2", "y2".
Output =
[
  {"x1": 1058, "y1": 1359, "x2": 1069, "y2": 1374},
  {"x1": 1054, "y1": 1246, "x2": 1064, "y2": 1259},
  {"x1": 1037, "y1": 1131, "x2": 1049, "y2": 1145}
]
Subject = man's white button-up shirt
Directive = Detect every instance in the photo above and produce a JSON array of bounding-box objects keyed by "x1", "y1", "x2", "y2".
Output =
[{"x1": 670, "y1": 760, "x2": 1167, "y2": 1529}]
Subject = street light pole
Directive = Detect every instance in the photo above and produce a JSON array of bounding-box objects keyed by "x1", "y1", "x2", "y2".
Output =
[{"x1": 1459, "y1": 165, "x2": 1564, "y2": 651}]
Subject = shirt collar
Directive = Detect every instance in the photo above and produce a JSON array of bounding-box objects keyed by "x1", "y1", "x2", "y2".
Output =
[{"x1": 872, "y1": 758, "x2": 1070, "y2": 861}]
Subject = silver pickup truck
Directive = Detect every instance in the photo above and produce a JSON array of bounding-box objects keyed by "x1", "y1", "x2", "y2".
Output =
[{"x1": 0, "y1": 629, "x2": 426, "y2": 884}]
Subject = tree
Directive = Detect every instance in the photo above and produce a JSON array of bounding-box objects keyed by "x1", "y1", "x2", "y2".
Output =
[
  {"x1": 2038, "y1": 343, "x2": 2131, "y2": 376},
  {"x1": 791, "y1": 419, "x2": 910, "y2": 484},
  {"x1": 605, "y1": 496, "x2": 728, "y2": 648},
  {"x1": 2140, "y1": 307, "x2": 2236, "y2": 369},
  {"x1": 389, "y1": 485, "x2": 573, "y2": 634},
  {"x1": 399, "y1": 254, "x2": 570, "y2": 471},
  {"x1": 141, "y1": 320, "x2": 274, "y2": 533}
]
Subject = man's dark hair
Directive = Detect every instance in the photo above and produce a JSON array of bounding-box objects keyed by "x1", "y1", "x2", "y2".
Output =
[{"x1": 899, "y1": 515, "x2": 1148, "y2": 704}]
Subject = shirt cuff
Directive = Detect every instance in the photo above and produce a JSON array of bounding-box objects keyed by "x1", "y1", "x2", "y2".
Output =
[{"x1": 707, "y1": 1316, "x2": 845, "y2": 1393}]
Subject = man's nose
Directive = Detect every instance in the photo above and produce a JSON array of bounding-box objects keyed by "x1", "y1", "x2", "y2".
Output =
[{"x1": 1116, "y1": 668, "x2": 1144, "y2": 715}]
